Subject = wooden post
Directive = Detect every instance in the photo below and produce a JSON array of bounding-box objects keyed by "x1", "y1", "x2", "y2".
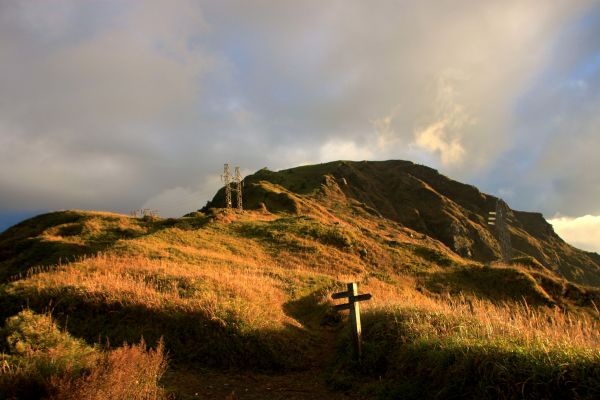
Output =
[
  {"x1": 348, "y1": 282, "x2": 362, "y2": 360},
  {"x1": 332, "y1": 282, "x2": 372, "y2": 361}
]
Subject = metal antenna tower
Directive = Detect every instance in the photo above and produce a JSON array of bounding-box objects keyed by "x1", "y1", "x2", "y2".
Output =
[
  {"x1": 487, "y1": 199, "x2": 513, "y2": 263},
  {"x1": 234, "y1": 166, "x2": 243, "y2": 211},
  {"x1": 221, "y1": 164, "x2": 233, "y2": 209}
]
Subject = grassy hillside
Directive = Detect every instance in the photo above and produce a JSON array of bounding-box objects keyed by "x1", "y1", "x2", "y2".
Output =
[
  {"x1": 1, "y1": 163, "x2": 600, "y2": 398},
  {"x1": 206, "y1": 161, "x2": 600, "y2": 286}
]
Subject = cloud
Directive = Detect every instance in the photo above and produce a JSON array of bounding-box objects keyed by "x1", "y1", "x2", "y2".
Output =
[
  {"x1": 372, "y1": 113, "x2": 397, "y2": 148},
  {"x1": 1, "y1": 0, "x2": 599, "y2": 223},
  {"x1": 319, "y1": 139, "x2": 374, "y2": 163},
  {"x1": 411, "y1": 71, "x2": 473, "y2": 165},
  {"x1": 141, "y1": 180, "x2": 218, "y2": 217},
  {"x1": 0, "y1": 0, "x2": 216, "y2": 213},
  {"x1": 472, "y1": 4, "x2": 600, "y2": 216},
  {"x1": 549, "y1": 215, "x2": 600, "y2": 253},
  {"x1": 414, "y1": 121, "x2": 466, "y2": 165}
]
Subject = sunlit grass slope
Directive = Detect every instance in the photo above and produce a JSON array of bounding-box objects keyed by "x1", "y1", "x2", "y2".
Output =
[
  {"x1": 1, "y1": 184, "x2": 600, "y2": 399},
  {"x1": 332, "y1": 295, "x2": 600, "y2": 399}
]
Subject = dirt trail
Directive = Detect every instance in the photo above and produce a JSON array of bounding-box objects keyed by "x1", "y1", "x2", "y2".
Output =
[
  {"x1": 163, "y1": 291, "x2": 372, "y2": 400},
  {"x1": 163, "y1": 368, "x2": 366, "y2": 400}
]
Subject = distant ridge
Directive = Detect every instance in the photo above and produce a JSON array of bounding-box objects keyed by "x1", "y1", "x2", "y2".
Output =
[{"x1": 205, "y1": 160, "x2": 600, "y2": 286}]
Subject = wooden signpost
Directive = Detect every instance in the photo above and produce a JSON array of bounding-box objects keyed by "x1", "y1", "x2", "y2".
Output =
[{"x1": 332, "y1": 282, "x2": 372, "y2": 360}]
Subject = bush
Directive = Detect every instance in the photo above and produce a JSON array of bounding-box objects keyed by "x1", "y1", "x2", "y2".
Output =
[
  {"x1": 3, "y1": 310, "x2": 96, "y2": 376},
  {"x1": 0, "y1": 310, "x2": 168, "y2": 400},
  {"x1": 49, "y1": 339, "x2": 168, "y2": 400}
]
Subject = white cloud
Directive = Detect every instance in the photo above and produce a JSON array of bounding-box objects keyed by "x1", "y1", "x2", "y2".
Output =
[
  {"x1": 549, "y1": 215, "x2": 600, "y2": 253},
  {"x1": 371, "y1": 104, "x2": 404, "y2": 149},
  {"x1": 319, "y1": 139, "x2": 374, "y2": 163},
  {"x1": 141, "y1": 174, "x2": 222, "y2": 217},
  {"x1": 414, "y1": 121, "x2": 466, "y2": 166},
  {"x1": 411, "y1": 71, "x2": 473, "y2": 165}
]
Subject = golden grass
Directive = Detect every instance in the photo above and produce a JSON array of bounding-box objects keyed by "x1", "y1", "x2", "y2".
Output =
[
  {"x1": 8, "y1": 253, "x2": 293, "y2": 330},
  {"x1": 11, "y1": 244, "x2": 600, "y2": 352},
  {"x1": 49, "y1": 339, "x2": 168, "y2": 400},
  {"x1": 385, "y1": 295, "x2": 598, "y2": 351},
  {"x1": 4, "y1": 208, "x2": 600, "y2": 398},
  {"x1": 328, "y1": 272, "x2": 600, "y2": 352},
  {"x1": 0, "y1": 310, "x2": 167, "y2": 400}
]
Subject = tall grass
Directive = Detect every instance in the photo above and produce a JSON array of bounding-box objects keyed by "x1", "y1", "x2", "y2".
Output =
[
  {"x1": 3, "y1": 209, "x2": 600, "y2": 398},
  {"x1": 1, "y1": 253, "x2": 336, "y2": 369},
  {"x1": 0, "y1": 310, "x2": 168, "y2": 400},
  {"x1": 6, "y1": 253, "x2": 290, "y2": 329},
  {"x1": 360, "y1": 289, "x2": 599, "y2": 348},
  {"x1": 330, "y1": 294, "x2": 600, "y2": 399},
  {"x1": 49, "y1": 339, "x2": 168, "y2": 400}
]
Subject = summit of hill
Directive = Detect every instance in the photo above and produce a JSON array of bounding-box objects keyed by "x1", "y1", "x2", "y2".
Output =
[{"x1": 205, "y1": 160, "x2": 600, "y2": 287}]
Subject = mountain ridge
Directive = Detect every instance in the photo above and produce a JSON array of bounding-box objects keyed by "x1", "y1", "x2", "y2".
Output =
[{"x1": 205, "y1": 160, "x2": 600, "y2": 286}]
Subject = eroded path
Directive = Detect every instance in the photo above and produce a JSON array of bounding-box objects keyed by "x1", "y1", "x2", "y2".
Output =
[
  {"x1": 163, "y1": 369, "x2": 368, "y2": 400},
  {"x1": 162, "y1": 290, "x2": 372, "y2": 400}
]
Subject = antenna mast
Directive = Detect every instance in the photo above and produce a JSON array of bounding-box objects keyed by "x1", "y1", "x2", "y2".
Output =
[
  {"x1": 222, "y1": 164, "x2": 233, "y2": 209},
  {"x1": 221, "y1": 163, "x2": 243, "y2": 210},
  {"x1": 234, "y1": 166, "x2": 243, "y2": 211}
]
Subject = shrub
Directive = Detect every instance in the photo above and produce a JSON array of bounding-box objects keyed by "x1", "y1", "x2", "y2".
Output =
[
  {"x1": 0, "y1": 311, "x2": 168, "y2": 400},
  {"x1": 49, "y1": 339, "x2": 168, "y2": 400},
  {"x1": 3, "y1": 310, "x2": 96, "y2": 376}
]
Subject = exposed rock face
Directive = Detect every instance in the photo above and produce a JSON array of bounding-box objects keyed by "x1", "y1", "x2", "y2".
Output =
[{"x1": 205, "y1": 160, "x2": 600, "y2": 286}]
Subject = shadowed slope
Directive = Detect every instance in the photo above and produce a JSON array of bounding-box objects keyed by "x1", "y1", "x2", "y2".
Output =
[{"x1": 205, "y1": 160, "x2": 600, "y2": 286}]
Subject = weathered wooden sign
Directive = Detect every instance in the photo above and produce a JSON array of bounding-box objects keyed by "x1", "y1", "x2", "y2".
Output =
[{"x1": 332, "y1": 282, "x2": 372, "y2": 360}]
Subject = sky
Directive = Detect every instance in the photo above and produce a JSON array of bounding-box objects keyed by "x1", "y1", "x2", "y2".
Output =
[{"x1": 1, "y1": 0, "x2": 600, "y2": 252}]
